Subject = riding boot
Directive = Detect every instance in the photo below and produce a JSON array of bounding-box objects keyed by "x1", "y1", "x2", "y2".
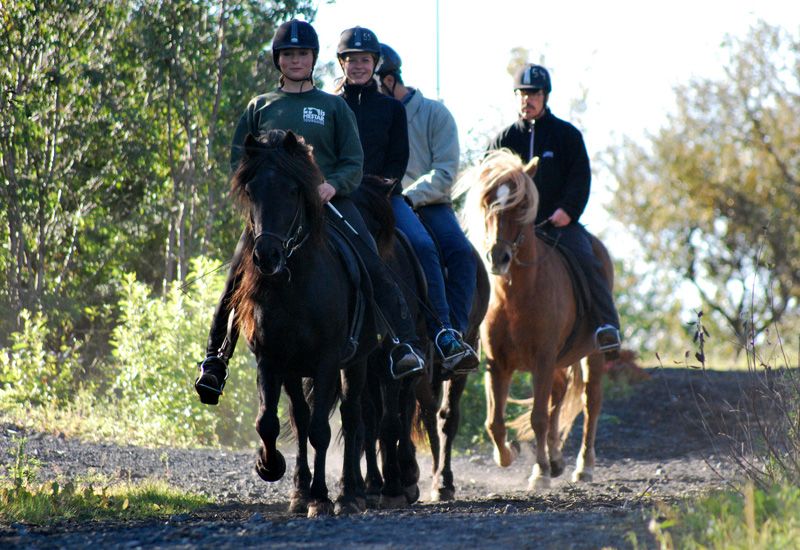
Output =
[
  {"x1": 195, "y1": 231, "x2": 246, "y2": 405},
  {"x1": 435, "y1": 327, "x2": 479, "y2": 376}
]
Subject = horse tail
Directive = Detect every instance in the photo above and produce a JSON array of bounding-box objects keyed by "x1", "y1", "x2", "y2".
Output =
[
  {"x1": 507, "y1": 362, "x2": 585, "y2": 443},
  {"x1": 557, "y1": 362, "x2": 586, "y2": 445},
  {"x1": 411, "y1": 401, "x2": 428, "y2": 447}
]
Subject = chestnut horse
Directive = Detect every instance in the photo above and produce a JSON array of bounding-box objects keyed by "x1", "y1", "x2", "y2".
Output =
[{"x1": 459, "y1": 149, "x2": 613, "y2": 489}]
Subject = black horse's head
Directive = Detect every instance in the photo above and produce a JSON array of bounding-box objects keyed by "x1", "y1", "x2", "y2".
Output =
[{"x1": 230, "y1": 130, "x2": 325, "y2": 277}]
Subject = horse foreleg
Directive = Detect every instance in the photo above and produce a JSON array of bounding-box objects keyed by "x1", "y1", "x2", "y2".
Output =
[
  {"x1": 431, "y1": 374, "x2": 468, "y2": 501},
  {"x1": 284, "y1": 376, "x2": 311, "y2": 514},
  {"x1": 528, "y1": 363, "x2": 555, "y2": 491},
  {"x1": 254, "y1": 368, "x2": 286, "y2": 483},
  {"x1": 416, "y1": 377, "x2": 441, "y2": 490},
  {"x1": 336, "y1": 360, "x2": 367, "y2": 515},
  {"x1": 485, "y1": 363, "x2": 518, "y2": 468},
  {"x1": 377, "y1": 378, "x2": 406, "y2": 509},
  {"x1": 398, "y1": 378, "x2": 421, "y2": 505},
  {"x1": 362, "y1": 372, "x2": 383, "y2": 508},
  {"x1": 573, "y1": 354, "x2": 605, "y2": 483},
  {"x1": 307, "y1": 370, "x2": 337, "y2": 517}
]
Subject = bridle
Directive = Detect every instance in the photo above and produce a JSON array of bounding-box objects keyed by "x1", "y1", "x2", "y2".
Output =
[
  {"x1": 252, "y1": 191, "x2": 309, "y2": 274},
  {"x1": 485, "y1": 207, "x2": 555, "y2": 269}
]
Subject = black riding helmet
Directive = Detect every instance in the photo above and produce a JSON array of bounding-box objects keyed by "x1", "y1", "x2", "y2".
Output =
[
  {"x1": 376, "y1": 43, "x2": 402, "y2": 77},
  {"x1": 337, "y1": 26, "x2": 381, "y2": 58},
  {"x1": 514, "y1": 64, "x2": 551, "y2": 94},
  {"x1": 271, "y1": 19, "x2": 320, "y2": 70}
]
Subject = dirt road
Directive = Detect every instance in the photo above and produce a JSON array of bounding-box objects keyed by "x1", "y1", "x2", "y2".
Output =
[{"x1": 0, "y1": 367, "x2": 747, "y2": 548}]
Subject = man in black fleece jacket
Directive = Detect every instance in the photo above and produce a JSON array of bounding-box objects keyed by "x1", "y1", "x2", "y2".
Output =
[{"x1": 489, "y1": 63, "x2": 621, "y2": 357}]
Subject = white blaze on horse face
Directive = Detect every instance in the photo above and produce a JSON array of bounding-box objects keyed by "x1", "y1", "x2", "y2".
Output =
[{"x1": 496, "y1": 184, "x2": 511, "y2": 208}]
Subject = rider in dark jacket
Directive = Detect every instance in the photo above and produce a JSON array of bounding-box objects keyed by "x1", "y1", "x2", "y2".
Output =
[
  {"x1": 194, "y1": 21, "x2": 426, "y2": 404},
  {"x1": 337, "y1": 28, "x2": 477, "y2": 374},
  {"x1": 489, "y1": 64, "x2": 621, "y2": 357}
]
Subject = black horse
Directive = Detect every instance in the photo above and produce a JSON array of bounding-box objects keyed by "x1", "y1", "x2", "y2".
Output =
[
  {"x1": 415, "y1": 251, "x2": 490, "y2": 501},
  {"x1": 352, "y1": 176, "x2": 427, "y2": 508},
  {"x1": 352, "y1": 176, "x2": 491, "y2": 505},
  {"x1": 230, "y1": 130, "x2": 376, "y2": 516}
]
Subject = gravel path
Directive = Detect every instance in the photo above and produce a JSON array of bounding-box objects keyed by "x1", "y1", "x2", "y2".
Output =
[{"x1": 0, "y1": 367, "x2": 750, "y2": 549}]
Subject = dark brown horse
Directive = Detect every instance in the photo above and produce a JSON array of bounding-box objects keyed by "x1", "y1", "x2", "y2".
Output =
[
  {"x1": 459, "y1": 149, "x2": 613, "y2": 489},
  {"x1": 230, "y1": 130, "x2": 376, "y2": 515}
]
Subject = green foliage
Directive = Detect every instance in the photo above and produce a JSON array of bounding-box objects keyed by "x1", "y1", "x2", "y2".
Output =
[
  {"x1": 604, "y1": 20, "x2": 800, "y2": 355},
  {"x1": 0, "y1": 437, "x2": 211, "y2": 524},
  {"x1": 651, "y1": 483, "x2": 800, "y2": 549},
  {"x1": 0, "y1": 309, "x2": 80, "y2": 406},
  {"x1": 108, "y1": 257, "x2": 259, "y2": 447}
]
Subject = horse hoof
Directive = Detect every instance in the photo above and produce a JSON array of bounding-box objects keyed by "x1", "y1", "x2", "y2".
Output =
[
  {"x1": 288, "y1": 492, "x2": 309, "y2": 515},
  {"x1": 307, "y1": 499, "x2": 334, "y2": 517},
  {"x1": 572, "y1": 469, "x2": 593, "y2": 483},
  {"x1": 550, "y1": 458, "x2": 566, "y2": 478},
  {"x1": 528, "y1": 464, "x2": 551, "y2": 491},
  {"x1": 334, "y1": 498, "x2": 362, "y2": 516},
  {"x1": 379, "y1": 493, "x2": 409, "y2": 509},
  {"x1": 365, "y1": 492, "x2": 381, "y2": 509},
  {"x1": 430, "y1": 487, "x2": 455, "y2": 502},
  {"x1": 404, "y1": 483, "x2": 420, "y2": 504},
  {"x1": 255, "y1": 449, "x2": 286, "y2": 482}
]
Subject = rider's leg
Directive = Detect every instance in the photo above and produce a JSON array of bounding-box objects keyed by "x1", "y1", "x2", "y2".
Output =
[
  {"x1": 391, "y1": 196, "x2": 473, "y2": 371},
  {"x1": 391, "y1": 196, "x2": 452, "y2": 331},
  {"x1": 417, "y1": 204, "x2": 480, "y2": 373},
  {"x1": 543, "y1": 223, "x2": 621, "y2": 358},
  {"x1": 195, "y1": 229, "x2": 246, "y2": 405},
  {"x1": 330, "y1": 197, "x2": 424, "y2": 380}
]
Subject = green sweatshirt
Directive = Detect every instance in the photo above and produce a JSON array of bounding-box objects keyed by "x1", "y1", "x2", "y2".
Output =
[{"x1": 230, "y1": 88, "x2": 364, "y2": 196}]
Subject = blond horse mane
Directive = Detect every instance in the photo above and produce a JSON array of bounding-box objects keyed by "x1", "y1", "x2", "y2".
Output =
[{"x1": 456, "y1": 149, "x2": 540, "y2": 248}]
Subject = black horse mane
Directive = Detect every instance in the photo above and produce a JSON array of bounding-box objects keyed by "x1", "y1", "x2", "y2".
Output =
[
  {"x1": 230, "y1": 129, "x2": 326, "y2": 241},
  {"x1": 351, "y1": 175, "x2": 397, "y2": 258},
  {"x1": 230, "y1": 130, "x2": 326, "y2": 342}
]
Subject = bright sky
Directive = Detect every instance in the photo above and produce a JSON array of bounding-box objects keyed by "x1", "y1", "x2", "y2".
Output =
[{"x1": 311, "y1": 0, "x2": 798, "y2": 256}]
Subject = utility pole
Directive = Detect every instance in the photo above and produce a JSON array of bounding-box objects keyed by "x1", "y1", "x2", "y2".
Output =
[{"x1": 435, "y1": 0, "x2": 441, "y2": 99}]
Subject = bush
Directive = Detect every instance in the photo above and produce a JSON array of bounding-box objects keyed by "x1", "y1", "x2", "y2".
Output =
[
  {"x1": 108, "y1": 257, "x2": 260, "y2": 448},
  {"x1": 0, "y1": 309, "x2": 80, "y2": 407}
]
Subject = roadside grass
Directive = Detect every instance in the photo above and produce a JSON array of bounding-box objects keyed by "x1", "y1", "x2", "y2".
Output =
[
  {"x1": 0, "y1": 438, "x2": 212, "y2": 525},
  {"x1": 648, "y1": 483, "x2": 800, "y2": 549},
  {"x1": 644, "y1": 310, "x2": 800, "y2": 549}
]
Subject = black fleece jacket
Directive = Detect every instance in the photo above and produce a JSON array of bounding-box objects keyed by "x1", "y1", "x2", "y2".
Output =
[
  {"x1": 489, "y1": 109, "x2": 591, "y2": 224},
  {"x1": 341, "y1": 80, "x2": 409, "y2": 195}
]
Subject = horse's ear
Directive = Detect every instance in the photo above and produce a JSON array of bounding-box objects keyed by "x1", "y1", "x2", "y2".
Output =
[
  {"x1": 524, "y1": 157, "x2": 539, "y2": 177},
  {"x1": 244, "y1": 133, "x2": 264, "y2": 155},
  {"x1": 283, "y1": 130, "x2": 300, "y2": 153}
]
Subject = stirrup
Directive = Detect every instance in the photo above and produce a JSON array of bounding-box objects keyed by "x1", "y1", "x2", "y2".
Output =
[
  {"x1": 434, "y1": 328, "x2": 470, "y2": 372},
  {"x1": 195, "y1": 356, "x2": 229, "y2": 405},
  {"x1": 450, "y1": 342, "x2": 480, "y2": 375},
  {"x1": 389, "y1": 343, "x2": 424, "y2": 380},
  {"x1": 595, "y1": 325, "x2": 621, "y2": 353}
]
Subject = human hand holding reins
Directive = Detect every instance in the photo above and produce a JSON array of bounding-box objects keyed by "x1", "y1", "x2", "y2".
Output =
[
  {"x1": 318, "y1": 181, "x2": 336, "y2": 203},
  {"x1": 548, "y1": 208, "x2": 571, "y2": 227}
]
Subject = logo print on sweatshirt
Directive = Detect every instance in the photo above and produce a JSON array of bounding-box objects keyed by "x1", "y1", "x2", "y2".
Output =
[{"x1": 303, "y1": 107, "x2": 325, "y2": 126}]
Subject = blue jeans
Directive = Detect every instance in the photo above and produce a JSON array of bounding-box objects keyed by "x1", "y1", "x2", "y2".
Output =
[
  {"x1": 417, "y1": 203, "x2": 477, "y2": 335},
  {"x1": 391, "y1": 196, "x2": 452, "y2": 335}
]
